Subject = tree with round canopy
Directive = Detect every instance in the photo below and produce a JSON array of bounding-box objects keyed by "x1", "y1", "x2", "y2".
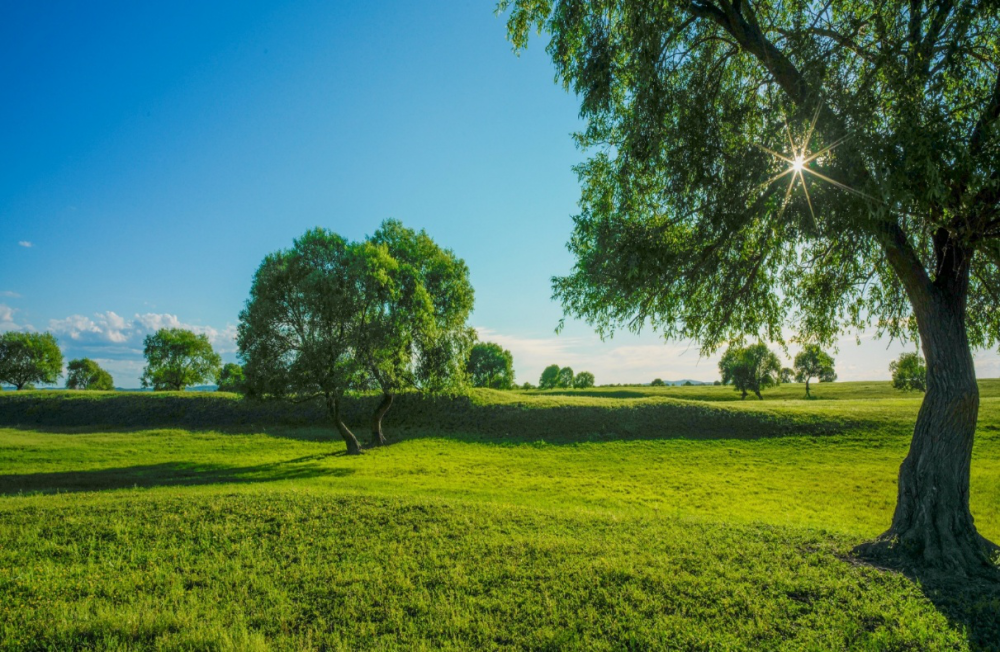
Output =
[
  {"x1": 467, "y1": 342, "x2": 517, "y2": 389},
  {"x1": 793, "y1": 345, "x2": 837, "y2": 397},
  {"x1": 66, "y1": 358, "x2": 114, "y2": 391},
  {"x1": 0, "y1": 332, "x2": 63, "y2": 390},
  {"x1": 501, "y1": 0, "x2": 1000, "y2": 574}
]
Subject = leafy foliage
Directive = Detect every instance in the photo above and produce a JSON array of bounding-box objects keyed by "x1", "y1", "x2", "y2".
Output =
[
  {"x1": 141, "y1": 329, "x2": 221, "y2": 391},
  {"x1": 573, "y1": 371, "x2": 596, "y2": 388},
  {"x1": 539, "y1": 364, "x2": 561, "y2": 389},
  {"x1": 368, "y1": 219, "x2": 475, "y2": 394},
  {"x1": 719, "y1": 343, "x2": 782, "y2": 400},
  {"x1": 890, "y1": 352, "x2": 928, "y2": 392},
  {"x1": 467, "y1": 342, "x2": 516, "y2": 389},
  {"x1": 0, "y1": 331, "x2": 63, "y2": 390},
  {"x1": 66, "y1": 358, "x2": 114, "y2": 391},
  {"x1": 793, "y1": 346, "x2": 837, "y2": 397},
  {"x1": 216, "y1": 363, "x2": 245, "y2": 394},
  {"x1": 500, "y1": 0, "x2": 1000, "y2": 351},
  {"x1": 651, "y1": 378, "x2": 665, "y2": 387},
  {"x1": 557, "y1": 366, "x2": 575, "y2": 388}
]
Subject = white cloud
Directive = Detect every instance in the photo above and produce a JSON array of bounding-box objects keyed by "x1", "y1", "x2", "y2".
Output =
[
  {"x1": 0, "y1": 303, "x2": 32, "y2": 332},
  {"x1": 0, "y1": 291, "x2": 20, "y2": 298},
  {"x1": 18, "y1": 241, "x2": 32, "y2": 248},
  {"x1": 48, "y1": 311, "x2": 237, "y2": 352}
]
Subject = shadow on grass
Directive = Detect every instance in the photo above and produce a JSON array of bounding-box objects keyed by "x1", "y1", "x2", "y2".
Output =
[
  {"x1": 0, "y1": 455, "x2": 353, "y2": 496},
  {"x1": 916, "y1": 575, "x2": 1000, "y2": 651},
  {"x1": 850, "y1": 555, "x2": 1000, "y2": 650}
]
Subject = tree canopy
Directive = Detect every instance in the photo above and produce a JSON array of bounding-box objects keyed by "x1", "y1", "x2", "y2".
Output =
[
  {"x1": 66, "y1": 358, "x2": 114, "y2": 391},
  {"x1": 719, "y1": 343, "x2": 781, "y2": 400},
  {"x1": 539, "y1": 364, "x2": 562, "y2": 389},
  {"x1": 573, "y1": 371, "x2": 595, "y2": 388},
  {"x1": 501, "y1": 0, "x2": 1000, "y2": 574},
  {"x1": 793, "y1": 345, "x2": 837, "y2": 397},
  {"x1": 467, "y1": 342, "x2": 516, "y2": 390},
  {"x1": 141, "y1": 328, "x2": 222, "y2": 391},
  {"x1": 216, "y1": 363, "x2": 245, "y2": 394},
  {"x1": 0, "y1": 332, "x2": 63, "y2": 390},
  {"x1": 891, "y1": 352, "x2": 928, "y2": 392}
]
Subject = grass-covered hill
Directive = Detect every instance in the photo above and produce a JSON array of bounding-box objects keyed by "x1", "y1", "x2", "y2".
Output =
[{"x1": 2, "y1": 381, "x2": 999, "y2": 649}]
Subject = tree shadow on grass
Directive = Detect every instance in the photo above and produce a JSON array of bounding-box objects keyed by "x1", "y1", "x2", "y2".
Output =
[
  {"x1": 0, "y1": 455, "x2": 353, "y2": 496},
  {"x1": 849, "y1": 556, "x2": 1000, "y2": 650}
]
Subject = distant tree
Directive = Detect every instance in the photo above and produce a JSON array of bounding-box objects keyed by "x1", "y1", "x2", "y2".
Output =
[
  {"x1": 539, "y1": 364, "x2": 561, "y2": 389},
  {"x1": 141, "y1": 328, "x2": 221, "y2": 392},
  {"x1": 238, "y1": 229, "x2": 367, "y2": 454},
  {"x1": 573, "y1": 371, "x2": 595, "y2": 389},
  {"x1": 521, "y1": 382, "x2": 535, "y2": 390},
  {"x1": 719, "y1": 344, "x2": 781, "y2": 400},
  {"x1": 466, "y1": 342, "x2": 516, "y2": 390},
  {"x1": 66, "y1": 358, "x2": 114, "y2": 391},
  {"x1": 793, "y1": 346, "x2": 837, "y2": 398},
  {"x1": 780, "y1": 368, "x2": 794, "y2": 384},
  {"x1": 682, "y1": 380, "x2": 694, "y2": 386},
  {"x1": 713, "y1": 380, "x2": 722, "y2": 386},
  {"x1": 367, "y1": 220, "x2": 476, "y2": 443},
  {"x1": 216, "y1": 363, "x2": 245, "y2": 394},
  {"x1": 650, "y1": 378, "x2": 665, "y2": 387},
  {"x1": 557, "y1": 366, "x2": 574, "y2": 389},
  {"x1": 0, "y1": 332, "x2": 63, "y2": 390},
  {"x1": 891, "y1": 353, "x2": 928, "y2": 393}
]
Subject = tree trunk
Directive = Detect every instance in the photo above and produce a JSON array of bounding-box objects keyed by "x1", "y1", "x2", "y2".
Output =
[
  {"x1": 740, "y1": 389, "x2": 747, "y2": 400},
  {"x1": 370, "y1": 392, "x2": 393, "y2": 446},
  {"x1": 754, "y1": 389, "x2": 763, "y2": 400},
  {"x1": 858, "y1": 281, "x2": 997, "y2": 575},
  {"x1": 326, "y1": 394, "x2": 362, "y2": 455},
  {"x1": 805, "y1": 378, "x2": 811, "y2": 398}
]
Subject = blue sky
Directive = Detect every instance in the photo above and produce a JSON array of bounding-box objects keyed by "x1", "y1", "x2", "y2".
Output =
[{"x1": 2, "y1": 1, "x2": 998, "y2": 388}]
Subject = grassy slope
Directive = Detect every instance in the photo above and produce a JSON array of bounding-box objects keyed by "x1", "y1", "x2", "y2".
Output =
[{"x1": 2, "y1": 382, "x2": 1000, "y2": 650}]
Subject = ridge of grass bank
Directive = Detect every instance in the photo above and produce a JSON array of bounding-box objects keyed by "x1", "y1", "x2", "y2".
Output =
[{"x1": 0, "y1": 386, "x2": 905, "y2": 441}]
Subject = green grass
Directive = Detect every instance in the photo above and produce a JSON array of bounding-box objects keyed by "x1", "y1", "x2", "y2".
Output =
[{"x1": 2, "y1": 382, "x2": 1000, "y2": 649}]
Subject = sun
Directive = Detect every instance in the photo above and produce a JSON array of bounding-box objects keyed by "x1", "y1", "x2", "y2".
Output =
[{"x1": 792, "y1": 155, "x2": 805, "y2": 172}]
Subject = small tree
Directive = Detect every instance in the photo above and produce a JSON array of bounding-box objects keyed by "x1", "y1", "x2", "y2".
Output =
[
  {"x1": 573, "y1": 371, "x2": 595, "y2": 388},
  {"x1": 141, "y1": 328, "x2": 221, "y2": 391},
  {"x1": 216, "y1": 363, "x2": 245, "y2": 394},
  {"x1": 539, "y1": 364, "x2": 561, "y2": 389},
  {"x1": 0, "y1": 332, "x2": 63, "y2": 390},
  {"x1": 66, "y1": 358, "x2": 114, "y2": 390},
  {"x1": 780, "y1": 368, "x2": 794, "y2": 384},
  {"x1": 521, "y1": 382, "x2": 535, "y2": 390},
  {"x1": 367, "y1": 220, "x2": 475, "y2": 443},
  {"x1": 891, "y1": 353, "x2": 928, "y2": 393},
  {"x1": 466, "y1": 342, "x2": 516, "y2": 390},
  {"x1": 650, "y1": 378, "x2": 665, "y2": 387},
  {"x1": 719, "y1": 344, "x2": 781, "y2": 400},
  {"x1": 793, "y1": 346, "x2": 837, "y2": 398},
  {"x1": 239, "y1": 229, "x2": 369, "y2": 454},
  {"x1": 557, "y1": 366, "x2": 574, "y2": 388}
]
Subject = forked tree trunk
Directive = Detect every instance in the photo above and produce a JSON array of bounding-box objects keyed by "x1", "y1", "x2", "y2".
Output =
[
  {"x1": 326, "y1": 394, "x2": 362, "y2": 455},
  {"x1": 370, "y1": 392, "x2": 393, "y2": 447},
  {"x1": 860, "y1": 269, "x2": 998, "y2": 575}
]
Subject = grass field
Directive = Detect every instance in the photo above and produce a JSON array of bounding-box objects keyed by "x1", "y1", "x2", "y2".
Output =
[{"x1": 2, "y1": 381, "x2": 1000, "y2": 650}]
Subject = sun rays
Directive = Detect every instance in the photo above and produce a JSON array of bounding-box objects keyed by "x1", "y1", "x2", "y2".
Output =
[{"x1": 756, "y1": 103, "x2": 864, "y2": 225}]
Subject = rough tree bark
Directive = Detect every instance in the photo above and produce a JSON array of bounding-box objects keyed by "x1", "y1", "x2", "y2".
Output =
[
  {"x1": 370, "y1": 392, "x2": 393, "y2": 446},
  {"x1": 326, "y1": 393, "x2": 362, "y2": 455},
  {"x1": 858, "y1": 234, "x2": 998, "y2": 575}
]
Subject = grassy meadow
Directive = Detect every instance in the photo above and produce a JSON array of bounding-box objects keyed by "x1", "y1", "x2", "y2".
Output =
[{"x1": 2, "y1": 381, "x2": 1000, "y2": 650}]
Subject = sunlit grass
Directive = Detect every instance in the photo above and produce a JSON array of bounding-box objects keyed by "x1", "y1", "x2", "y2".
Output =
[{"x1": 1, "y1": 382, "x2": 999, "y2": 649}]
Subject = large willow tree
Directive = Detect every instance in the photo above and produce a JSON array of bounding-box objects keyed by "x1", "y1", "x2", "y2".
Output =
[{"x1": 501, "y1": 0, "x2": 1000, "y2": 575}]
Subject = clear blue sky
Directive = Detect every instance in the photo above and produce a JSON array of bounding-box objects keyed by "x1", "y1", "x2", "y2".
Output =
[{"x1": 2, "y1": 1, "x2": 997, "y2": 387}]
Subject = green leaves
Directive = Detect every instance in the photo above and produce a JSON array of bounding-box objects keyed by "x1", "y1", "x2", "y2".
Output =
[
  {"x1": 502, "y1": 0, "x2": 1000, "y2": 351},
  {"x1": 0, "y1": 332, "x2": 63, "y2": 390},
  {"x1": 66, "y1": 358, "x2": 114, "y2": 391},
  {"x1": 719, "y1": 343, "x2": 782, "y2": 400},
  {"x1": 141, "y1": 329, "x2": 222, "y2": 391},
  {"x1": 467, "y1": 342, "x2": 516, "y2": 390},
  {"x1": 238, "y1": 221, "x2": 475, "y2": 401}
]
